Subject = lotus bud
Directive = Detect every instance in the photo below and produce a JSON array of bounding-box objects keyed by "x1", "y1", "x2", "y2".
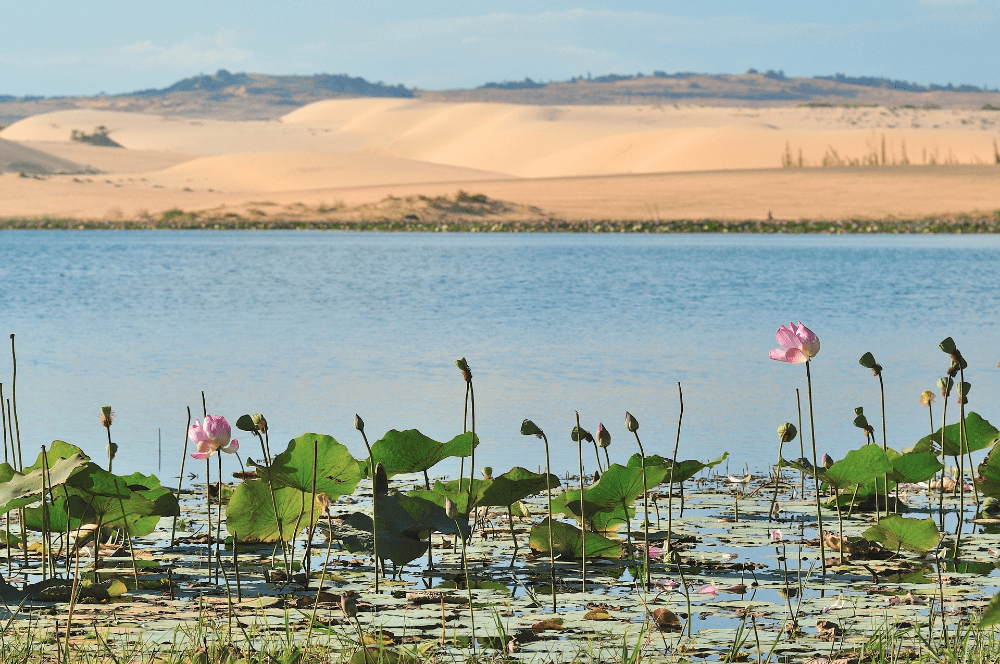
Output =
[
  {"x1": 957, "y1": 381, "x2": 971, "y2": 404},
  {"x1": 597, "y1": 423, "x2": 611, "y2": 448},
  {"x1": 939, "y1": 337, "x2": 957, "y2": 355},
  {"x1": 251, "y1": 413, "x2": 267, "y2": 434},
  {"x1": 920, "y1": 390, "x2": 936, "y2": 407},
  {"x1": 625, "y1": 412, "x2": 639, "y2": 433},
  {"x1": 482, "y1": 466, "x2": 493, "y2": 480},
  {"x1": 571, "y1": 426, "x2": 594, "y2": 443},
  {"x1": 858, "y1": 352, "x2": 882, "y2": 376},
  {"x1": 373, "y1": 462, "x2": 388, "y2": 495},
  {"x1": 937, "y1": 377, "x2": 954, "y2": 397},
  {"x1": 455, "y1": 357, "x2": 472, "y2": 382},
  {"x1": 340, "y1": 591, "x2": 358, "y2": 618},
  {"x1": 822, "y1": 454, "x2": 834, "y2": 469},
  {"x1": 445, "y1": 496, "x2": 459, "y2": 518},
  {"x1": 520, "y1": 419, "x2": 543, "y2": 438},
  {"x1": 100, "y1": 406, "x2": 115, "y2": 429},
  {"x1": 777, "y1": 422, "x2": 797, "y2": 443},
  {"x1": 354, "y1": 414, "x2": 365, "y2": 433}
]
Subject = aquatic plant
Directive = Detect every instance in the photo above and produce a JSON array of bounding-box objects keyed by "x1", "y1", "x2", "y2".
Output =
[
  {"x1": 520, "y1": 418, "x2": 555, "y2": 611},
  {"x1": 770, "y1": 321, "x2": 826, "y2": 574}
]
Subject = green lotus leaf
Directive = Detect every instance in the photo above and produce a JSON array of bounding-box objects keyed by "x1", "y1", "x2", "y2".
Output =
[
  {"x1": 978, "y1": 445, "x2": 1000, "y2": 497},
  {"x1": 226, "y1": 479, "x2": 321, "y2": 542},
  {"x1": 978, "y1": 590, "x2": 1000, "y2": 628},
  {"x1": 626, "y1": 452, "x2": 729, "y2": 484},
  {"x1": 914, "y1": 412, "x2": 1000, "y2": 457},
  {"x1": 862, "y1": 515, "x2": 940, "y2": 554},
  {"x1": 528, "y1": 518, "x2": 623, "y2": 559},
  {"x1": 337, "y1": 512, "x2": 428, "y2": 567},
  {"x1": 0, "y1": 453, "x2": 89, "y2": 515},
  {"x1": 22, "y1": 441, "x2": 90, "y2": 473},
  {"x1": 889, "y1": 451, "x2": 944, "y2": 484},
  {"x1": 253, "y1": 433, "x2": 362, "y2": 500},
  {"x1": 823, "y1": 445, "x2": 893, "y2": 489},
  {"x1": 409, "y1": 478, "x2": 487, "y2": 516},
  {"x1": 367, "y1": 430, "x2": 478, "y2": 478},
  {"x1": 64, "y1": 462, "x2": 133, "y2": 499}
]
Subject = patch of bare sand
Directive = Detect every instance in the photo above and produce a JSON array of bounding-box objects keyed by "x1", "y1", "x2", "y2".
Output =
[{"x1": 1, "y1": 100, "x2": 999, "y2": 221}]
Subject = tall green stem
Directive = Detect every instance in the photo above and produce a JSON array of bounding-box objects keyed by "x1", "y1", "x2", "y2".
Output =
[
  {"x1": 805, "y1": 361, "x2": 826, "y2": 577},
  {"x1": 938, "y1": 388, "x2": 949, "y2": 531},
  {"x1": 631, "y1": 430, "x2": 650, "y2": 589},
  {"x1": 576, "y1": 412, "x2": 586, "y2": 592},
  {"x1": 541, "y1": 432, "x2": 555, "y2": 612},
  {"x1": 796, "y1": 389, "x2": 804, "y2": 498},
  {"x1": 454, "y1": 516, "x2": 476, "y2": 652},
  {"x1": 170, "y1": 408, "x2": 192, "y2": 549},
  {"x1": 358, "y1": 425, "x2": 379, "y2": 595},
  {"x1": 10, "y1": 335, "x2": 22, "y2": 470},
  {"x1": 953, "y1": 367, "x2": 968, "y2": 559},
  {"x1": 666, "y1": 383, "x2": 683, "y2": 554}
]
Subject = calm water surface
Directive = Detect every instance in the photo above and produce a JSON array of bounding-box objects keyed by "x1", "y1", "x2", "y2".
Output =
[{"x1": 1, "y1": 231, "x2": 998, "y2": 481}]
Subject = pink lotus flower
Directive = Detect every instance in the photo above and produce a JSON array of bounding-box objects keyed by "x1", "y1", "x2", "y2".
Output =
[
  {"x1": 189, "y1": 415, "x2": 239, "y2": 460},
  {"x1": 695, "y1": 584, "x2": 718, "y2": 598},
  {"x1": 769, "y1": 322, "x2": 820, "y2": 364},
  {"x1": 771, "y1": 530, "x2": 783, "y2": 541}
]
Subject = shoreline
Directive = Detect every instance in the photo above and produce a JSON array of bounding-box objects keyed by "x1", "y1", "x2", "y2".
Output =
[{"x1": 3, "y1": 214, "x2": 1000, "y2": 233}]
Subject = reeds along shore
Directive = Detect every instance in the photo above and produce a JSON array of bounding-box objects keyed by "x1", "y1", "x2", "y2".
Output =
[{"x1": 2, "y1": 214, "x2": 1000, "y2": 233}]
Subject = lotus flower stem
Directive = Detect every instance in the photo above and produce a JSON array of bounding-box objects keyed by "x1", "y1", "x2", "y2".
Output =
[
  {"x1": 356, "y1": 416, "x2": 379, "y2": 595},
  {"x1": 576, "y1": 412, "x2": 586, "y2": 593},
  {"x1": 805, "y1": 361, "x2": 827, "y2": 577},
  {"x1": 938, "y1": 384, "x2": 951, "y2": 528},
  {"x1": 216, "y1": 452, "x2": 223, "y2": 584},
  {"x1": 507, "y1": 505, "x2": 518, "y2": 558},
  {"x1": 303, "y1": 437, "x2": 319, "y2": 577},
  {"x1": 629, "y1": 431, "x2": 650, "y2": 588},
  {"x1": 953, "y1": 365, "x2": 969, "y2": 559},
  {"x1": 469, "y1": 381, "x2": 476, "y2": 525},
  {"x1": 251, "y1": 428, "x2": 289, "y2": 572},
  {"x1": 1, "y1": 383, "x2": 7, "y2": 465},
  {"x1": 306, "y1": 512, "x2": 336, "y2": 644},
  {"x1": 452, "y1": 514, "x2": 476, "y2": 653},
  {"x1": 542, "y1": 431, "x2": 556, "y2": 612},
  {"x1": 667, "y1": 383, "x2": 684, "y2": 555},
  {"x1": 233, "y1": 530, "x2": 242, "y2": 602},
  {"x1": 593, "y1": 441, "x2": 603, "y2": 473},
  {"x1": 40, "y1": 445, "x2": 49, "y2": 581},
  {"x1": 9, "y1": 335, "x2": 23, "y2": 471},
  {"x1": 796, "y1": 389, "x2": 804, "y2": 498},
  {"x1": 170, "y1": 407, "x2": 192, "y2": 549},
  {"x1": 205, "y1": 456, "x2": 213, "y2": 582}
]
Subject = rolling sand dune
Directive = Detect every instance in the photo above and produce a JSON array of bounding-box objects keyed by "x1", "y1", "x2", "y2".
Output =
[
  {"x1": 1, "y1": 99, "x2": 998, "y2": 221},
  {"x1": 0, "y1": 137, "x2": 84, "y2": 174}
]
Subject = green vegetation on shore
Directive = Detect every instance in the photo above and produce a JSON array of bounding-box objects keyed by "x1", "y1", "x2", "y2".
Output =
[{"x1": 3, "y1": 214, "x2": 1000, "y2": 233}]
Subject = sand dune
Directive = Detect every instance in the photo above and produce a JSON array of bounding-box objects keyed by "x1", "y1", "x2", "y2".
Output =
[
  {"x1": 0, "y1": 137, "x2": 85, "y2": 174},
  {"x1": 155, "y1": 150, "x2": 513, "y2": 192},
  {"x1": 1, "y1": 99, "x2": 998, "y2": 220}
]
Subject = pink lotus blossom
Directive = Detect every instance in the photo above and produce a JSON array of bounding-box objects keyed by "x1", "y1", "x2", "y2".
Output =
[
  {"x1": 189, "y1": 415, "x2": 239, "y2": 460},
  {"x1": 695, "y1": 584, "x2": 718, "y2": 598},
  {"x1": 771, "y1": 530, "x2": 783, "y2": 541},
  {"x1": 769, "y1": 322, "x2": 820, "y2": 364}
]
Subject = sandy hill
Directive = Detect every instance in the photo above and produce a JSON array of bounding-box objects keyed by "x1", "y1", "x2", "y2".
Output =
[
  {"x1": 1, "y1": 97, "x2": 998, "y2": 223},
  {"x1": 0, "y1": 136, "x2": 87, "y2": 174}
]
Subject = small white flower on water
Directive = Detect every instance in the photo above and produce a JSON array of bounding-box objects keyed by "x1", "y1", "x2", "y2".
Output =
[{"x1": 721, "y1": 552, "x2": 739, "y2": 562}]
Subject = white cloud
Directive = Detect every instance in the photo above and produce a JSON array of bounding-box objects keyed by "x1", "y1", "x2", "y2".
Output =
[{"x1": 109, "y1": 31, "x2": 253, "y2": 70}]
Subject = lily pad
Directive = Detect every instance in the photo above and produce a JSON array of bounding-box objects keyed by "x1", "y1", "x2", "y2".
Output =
[
  {"x1": 823, "y1": 446, "x2": 893, "y2": 489},
  {"x1": 226, "y1": 480, "x2": 323, "y2": 542},
  {"x1": 913, "y1": 413, "x2": 999, "y2": 456},
  {"x1": 862, "y1": 515, "x2": 941, "y2": 554}
]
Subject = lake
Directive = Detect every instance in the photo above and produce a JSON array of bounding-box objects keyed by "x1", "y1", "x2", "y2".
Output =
[{"x1": 1, "y1": 231, "x2": 998, "y2": 482}]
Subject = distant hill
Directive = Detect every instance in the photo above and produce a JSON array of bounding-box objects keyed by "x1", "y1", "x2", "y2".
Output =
[
  {"x1": 2, "y1": 69, "x2": 999, "y2": 122},
  {"x1": 422, "y1": 70, "x2": 1000, "y2": 108}
]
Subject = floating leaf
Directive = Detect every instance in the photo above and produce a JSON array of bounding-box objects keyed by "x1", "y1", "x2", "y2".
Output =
[
  {"x1": 584, "y1": 609, "x2": 613, "y2": 621},
  {"x1": 862, "y1": 515, "x2": 941, "y2": 554},
  {"x1": 528, "y1": 518, "x2": 622, "y2": 559}
]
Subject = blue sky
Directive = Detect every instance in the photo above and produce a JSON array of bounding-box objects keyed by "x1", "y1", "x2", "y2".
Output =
[{"x1": 2, "y1": 1, "x2": 997, "y2": 96}]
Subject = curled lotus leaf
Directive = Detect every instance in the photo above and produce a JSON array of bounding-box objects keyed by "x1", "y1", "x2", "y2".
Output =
[
  {"x1": 528, "y1": 517, "x2": 622, "y2": 559},
  {"x1": 862, "y1": 515, "x2": 940, "y2": 554},
  {"x1": 367, "y1": 430, "x2": 479, "y2": 478},
  {"x1": 253, "y1": 433, "x2": 362, "y2": 501}
]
